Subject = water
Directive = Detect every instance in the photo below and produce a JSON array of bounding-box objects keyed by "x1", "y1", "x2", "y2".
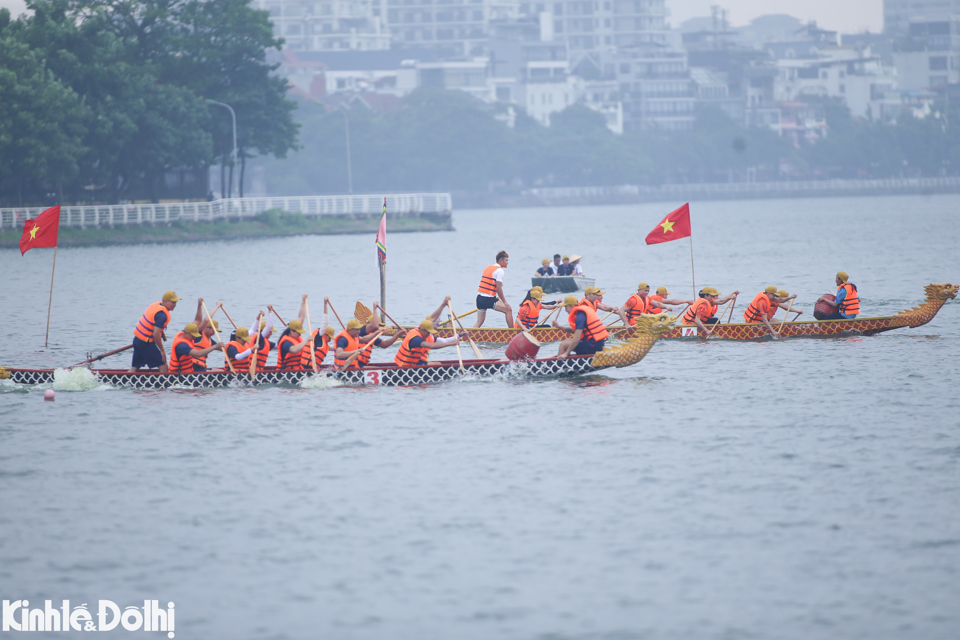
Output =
[{"x1": 1, "y1": 194, "x2": 959, "y2": 639}]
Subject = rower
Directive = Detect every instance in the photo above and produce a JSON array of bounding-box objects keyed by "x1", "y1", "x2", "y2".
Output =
[
  {"x1": 553, "y1": 295, "x2": 609, "y2": 359},
  {"x1": 516, "y1": 287, "x2": 562, "y2": 330},
  {"x1": 580, "y1": 286, "x2": 618, "y2": 314},
  {"x1": 650, "y1": 286, "x2": 693, "y2": 313},
  {"x1": 193, "y1": 297, "x2": 223, "y2": 370},
  {"x1": 275, "y1": 295, "x2": 311, "y2": 370},
  {"x1": 474, "y1": 250, "x2": 514, "y2": 328},
  {"x1": 395, "y1": 298, "x2": 467, "y2": 367},
  {"x1": 169, "y1": 323, "x2": 224, "y2": 373},
  {"x1": 334, "y1": 313, "x2": 406, "y2": 370},
  {"x1": 816, "y1": 271, "x2": 860, "y2": 319},
  {"x1": 743, "y1": 286, "x2": 782, "y2": 338},
  {"x1": 299, "y1": 296, "x2": 334, "y2": 370},
  {"x1": 128, "y1": 290, "x2": 180, "y2": 373},
  {"x1": 248, "y1": 313, "x2": 274, "y2": 370},
  {"x1": 618, "y1": 282, "x2": 670, "y2": 326},
  {"x1": 681, "y1": 286, "x2": 740, "y2": 337},
  {"x1": 225, "y1": 327, "x2": 255, "y2": 373},
  {"x1": 534, "y1": 259, "x2": 555, "y2": 277},
  {"x1": 769, "y1": 289, "x2": 801, "y2": 320}
]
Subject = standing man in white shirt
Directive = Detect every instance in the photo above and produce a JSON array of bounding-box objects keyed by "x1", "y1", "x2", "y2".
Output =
[{"x1": 474, "y1": 250, "x2": 515, "y2": 328}]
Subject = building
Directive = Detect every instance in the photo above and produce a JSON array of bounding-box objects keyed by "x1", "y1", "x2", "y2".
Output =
[
  {"x1": 256, "y1": 0, "x2": 391, "y2": 51},
  {"x1": 276, "y1": 49, "x2": 436, "y2": 101},
  {"x1": 609, "y1": 48, "x2": 696, "y2": 131},
  {"x1": 386, "y1": 0, "x2": 520, "y2": 57},
  {"x1": 893, "y1": 16, "x2": 960, "y2": 91},
  {"x1": 884, "y1": 0, "x2": 960, "y2": 34}
]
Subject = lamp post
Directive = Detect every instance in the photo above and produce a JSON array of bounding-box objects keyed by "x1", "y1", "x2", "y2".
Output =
[{"x1": 205, "y1": 99, "x2": 238, "y2": 198}]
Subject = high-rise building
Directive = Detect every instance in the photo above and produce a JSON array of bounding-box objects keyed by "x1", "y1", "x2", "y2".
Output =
[
  {"x1": 386, "y1": 0, "x2": 521, "y2": 58},
  {"x1": 256, "y1": 0, "x2": 390, "y2": 51},
  {"x1": 884, "y1": 0, "x2": 960, "y2": 34}
]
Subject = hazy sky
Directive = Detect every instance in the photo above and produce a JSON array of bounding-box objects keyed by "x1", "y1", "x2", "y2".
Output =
[{"x1": 1, "y1": 0, "x2": 884, "y2": 34}]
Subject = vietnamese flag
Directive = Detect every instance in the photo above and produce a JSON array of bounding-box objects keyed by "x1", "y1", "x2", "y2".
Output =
[
  {"x1": 645, "y1": 203, "x2": 692, "y2": 245},
  {"x1": 19, "y1": 205, "x2": 61, "y2": 255}
]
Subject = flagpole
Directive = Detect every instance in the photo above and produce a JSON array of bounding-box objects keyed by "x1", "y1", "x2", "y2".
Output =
[
  {"x1": 45, "y1": 246, "x2": 58, "y2": 347},
  {"x1": 689, "y1": 236, "x2": 696, "y2": 300},
  {"x1": 378, "y1": 255, "x2": 386, "y2": 324}
]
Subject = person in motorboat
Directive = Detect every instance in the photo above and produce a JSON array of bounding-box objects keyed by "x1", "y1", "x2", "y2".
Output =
[
  {"x1": 568, "y1": 255, "x2": 584, "y2": 276},
  {"x1": 553, "y1": 295, "x2": 609, "y2": 359},
  {"x1": 128, "y1": 290, "x2": 180, "y2": 373},
  {"x1": 681, "y1": 286, "x2": 740, "y2": 337},
  {"x1": 516, "y1": 287, "x2": 563, "y2": 329},
  {"x1": 555, "y1": 254, "x2": 574, "y2": 276},
  {"x1": 169, "y1": 323, "x2": 225, "y2": 373},
  {"x1": 551, "y1": 254, "x2": 563, "y2": 275},
  {"x1": 534, "y1": 258, "x2": 555, "y2": 277},
  {"x1": 474, "y1": 250, "x2": 515, "y2": 328},
  {"x1": 816, "y1": 272, "x2": 860, "y2": 320}
]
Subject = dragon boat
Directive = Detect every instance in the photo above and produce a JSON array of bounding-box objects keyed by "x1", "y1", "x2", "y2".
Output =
[
  {"x1": 0, "y1": 315, "x2": 675, "y2": 390},
  {"x1": 422, "y1": 283, "x2": 958, "y2": 344}
]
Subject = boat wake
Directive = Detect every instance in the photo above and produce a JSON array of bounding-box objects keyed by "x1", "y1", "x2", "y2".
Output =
[
  {"x1": 299, "y1": 373, "x2": 344, "y2": 389},
  {"x1": 52, "y1": 367, "x2": 110, "y2": 391}
]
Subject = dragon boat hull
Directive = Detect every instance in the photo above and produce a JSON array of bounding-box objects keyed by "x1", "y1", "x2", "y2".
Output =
[{"x1": 426, "y1": 283, "x2": 957, "y2": 344}]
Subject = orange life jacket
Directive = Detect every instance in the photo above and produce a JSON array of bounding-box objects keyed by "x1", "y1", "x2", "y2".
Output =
[
  {"x1": 276, "y1": 333, "x2": 303, "y2": 370},
  {"x1": 683, "y1": 298, "x2": 718, "y2": 325},
  {"x1": 517, "y1": 299, "x2": 542, "y2": 329},
  {"x1": 743, "y1": 292, "x2": 772, "y2": 323},
  {"x1": 838, "y1": 283, "x2": 860, "y2": 316},
  {"x1": 226, "y1": 339, "x2": 250, "y2": 373},
  {"x1": 300, "y1": 331, "x2": 332, "y2": 370},
  {"x1": 133, "y1": 301, "x2": 170, "y2": 343},
  {"x1": 624, "y1": 294, "x2": 654, "y2": 325},
  {"x1": 169, "y1": 331, "x2": 197, "y2": 373},
  {"x1": 194, "y1": 334, "x2": 213, "y2": 369},
  {"x1": 394, "y1": 328, "x2": 436, "y2": 367},
  {"x1": 247, "y1": 336, "x2": 270, "y2": 369},
  {"x1": 578, "y1": 297, "x2": 597, "y2": 310},
  {"x1": 569, "y1": 304, "x2": 609, "y2": 342},
  {"x1": 334, "y1": 330, "x2": 364, "y2": 370},
  {"x1": 478, "y1": 264, "x2": 500, "y2": 297}
]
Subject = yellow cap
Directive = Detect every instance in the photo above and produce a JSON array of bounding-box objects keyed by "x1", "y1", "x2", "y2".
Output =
[
  {"x1": 235, "y1": 327, "x2": 250, "y2": 341},
  {"x1": 529, "y1": 289, "x2": 544, "y2": 300},
  {"x1": 288, "y1": 319, "x2": 306, "y2": 334},
  {"x1": 325, "y1": 325, "x2": 336, "y2": 338},
  {"x1": 837, "y1": 271, "x2": 849, "y2": 282},
  {"x1": 562, "y1": 254, "x2": 570, "y2": 260},
  {"x1": 777, "y1": 290, "x2": 789, "y2": 298},
  {"x1": 563, "y1": 295, "x2": 579, "y2": 306},
  {"x1": 765, "y1": 285, "x2": 778, "y2": 294},
  {"x1": 638, "y1": 282, "x2": 650, "y2": 290},
  {"x1": 259, "y1": 320, "x2": 267, "y2": 331},
  {"x1": 210, "y1": 319, "x2": 220, "y2": 332},
  {"x1": 162, "y1": 291, "x2": 181, "y2": 302},
  {"x1": 701, "y1": 286, "x2": 721, "y2": 296},
  {"x1": 541, "y1": 258, "x2": 549, "y2": 264},
  {"x1": 596, "y1": 290, "x2": 606, "y2": 296},
  {"x1": 419, "y1": 319, "x2": 438, "y2": 335},
  {"x1": 347, "y1": 318, "x2": 363, "y2": 330},
  {"x1": 184, "y1": 323, "x2": 201, "y2": 338},
  {"x1": 584, "y1": 286, "x2": 600, "y2": 295},
  {"x1": 656, "y1": 286, "x2": 670, "y2": 295}
]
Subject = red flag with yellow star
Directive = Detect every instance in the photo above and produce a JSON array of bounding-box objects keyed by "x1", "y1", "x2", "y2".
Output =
[
  {"x1": 19, "y1": 205, "x2": 61, "y2": 255},
  {"x1": 645, "y1": 203, "x2": 691, "y2": 245}
]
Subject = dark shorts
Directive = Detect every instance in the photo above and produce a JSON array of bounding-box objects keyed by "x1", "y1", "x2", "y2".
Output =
[
  {"x1": 131, "y1": 337, "x2": 164, "y2": 369},
  {"x1": 476, "y1": 294, "x2": 498, "y2": 310},
  {"x1": 572, "y1": 338, "x2": 605, "y2": 356},
  {"x1": 703, "y1": 317, "x2": 719, "y2": 325}
]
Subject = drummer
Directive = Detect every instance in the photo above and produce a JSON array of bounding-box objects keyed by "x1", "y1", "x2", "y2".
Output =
[
  {"x1": 534, "y1": 259, "x2": 555, "y2": 277},
  {"x1": 474, "y1": 250, "x2": 514, "y2": 328},
  {"x1": 816, "y1": 271, "x2": 860, "y2": 319},
  {"x1": 553, "y1": 295, "x2": 609, "y2": 359},
  {"x1": 516, "y1": 287, "x2": 562, "y2": 330}
]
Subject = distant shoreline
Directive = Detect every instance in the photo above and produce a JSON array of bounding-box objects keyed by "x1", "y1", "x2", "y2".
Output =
[{"x1": 0, "y1": 211, "x2": 453, "y2": 249}]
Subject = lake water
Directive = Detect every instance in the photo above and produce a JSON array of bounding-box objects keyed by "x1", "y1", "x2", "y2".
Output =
[{"x1": 1, "y1": 194, "x2": 959, "y2": 639}]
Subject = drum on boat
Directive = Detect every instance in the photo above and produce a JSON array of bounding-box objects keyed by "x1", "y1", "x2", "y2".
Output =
[
  {"x1": 505, "y1": 331, "x2": 541, "y2": 361},
  {"x1": 814, "y1": 294, "x2": 836, "y2": 320}
]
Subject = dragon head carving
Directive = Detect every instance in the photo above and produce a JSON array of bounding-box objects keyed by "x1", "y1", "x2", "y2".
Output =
[
  {"x1": 925, "y1": 282, "x2": 959, "y2": 301},
  {"x1": 634, "y1": 313, "x2": 678, "y2": 337},
  {"x1": 590, "y1": 313, "x2": 676, "y2": 369}
]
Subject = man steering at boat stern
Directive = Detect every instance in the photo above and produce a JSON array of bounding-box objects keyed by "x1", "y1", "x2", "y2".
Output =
[
  {"x1": 475, "y1": 250, "x2": 514, "y2": 329},
  {"x1": 816, "y1": 271, "x2": 861, "y2": 320},
  {"x1": 128, "y1": 290, "x2": 180, "y2": 373},
  {"x1": 553, "y1": 295, "x2": 609, "y2": 359},
  {"x1": 681, "y1": 286, "x2": 740, "y2": 337},
  {"x1": 743, "y1": 286, "x2": 786, "y2": 339}
]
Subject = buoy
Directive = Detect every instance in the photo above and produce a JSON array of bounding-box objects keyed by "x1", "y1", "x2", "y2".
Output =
[{"x1": 44, "y1": 389, "x2": 55, "y2": 401}]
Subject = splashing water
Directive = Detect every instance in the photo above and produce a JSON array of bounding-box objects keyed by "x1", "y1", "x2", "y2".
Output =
[
  {"x1": 51, "y1": 367, "x2": 105, "y2": 391},
  {"x1": 299, "y1": 373, "x2": 343, "y2": 389}
]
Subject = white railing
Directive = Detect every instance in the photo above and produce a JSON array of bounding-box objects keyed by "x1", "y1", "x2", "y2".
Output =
[
  {"x1": 527, "y1": 177, "x2": 960, "y2": 200},
  {"x1": 0, "y1": 193, "x2": 453, "y2": 230}
]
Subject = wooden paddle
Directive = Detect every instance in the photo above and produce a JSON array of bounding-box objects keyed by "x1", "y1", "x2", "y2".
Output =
[
  {"x1": 436, "y1": 308, "x2": 477, "y2": 328},
  {"x1": 269, "y1": 306, "x2": 287, "y2": 326},
  {"x1": 70, "y1": 344, "x2": 132, "y2": 368},
  {"x1": 202, "y1": 299, "x2": 235, "y2": 374},
  {"x1": 725, "y1": 293, "x2": 739, "y2": 323},
  {"x1": 448, "y1": 300, "x2": 482, "y2": 359},
  {"x1": 374, "y1": 305, "x2": 405, "y2": 333},
  {"x1": 355, "y1": 301, "x2": 372, "y2": 324},
  {"x1": 540, "y1": 302, "x2": 564, "y2": 328},
  {"x1": 249, "y1": 311, "x2": 262, "y2": 381},
  {"x1": 449, "y1": 309, "x2": 464, "y2": 371},
  {"x1": 340, "y1": 329, "x2": 384, "y2": 370},
  {"x1": 304, "y1": 297, "x2": 318, "y2": 374},
  {"x1": 327, "y1": 300, "x2": 346, "y2": 330},
  {"x1": 778, "y1": 299, "x2": 796, "y2": 332},
  {"x1": 219, "y1": 305, "x2": 239, "y2": 330}
]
